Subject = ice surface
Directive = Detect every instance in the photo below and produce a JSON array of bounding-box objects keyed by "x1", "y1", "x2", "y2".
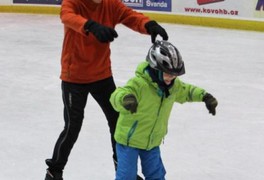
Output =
[{"x1": 0, "y1": 13, "x2": 264, "y2": 180}]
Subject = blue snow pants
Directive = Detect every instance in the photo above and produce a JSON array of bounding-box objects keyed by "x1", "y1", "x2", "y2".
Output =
[{"x1": 115, "y1": 143, "x2": 166, "y2": 180}]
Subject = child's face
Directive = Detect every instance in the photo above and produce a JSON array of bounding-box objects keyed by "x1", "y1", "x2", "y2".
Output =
[{"x1": 163, "y1": 73, "x2": 177, "y2": 85}]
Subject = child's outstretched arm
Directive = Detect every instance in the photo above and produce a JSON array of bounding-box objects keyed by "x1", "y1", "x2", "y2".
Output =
[{"x1": 174, "y1": 79, "x2": 218, "y2": 116}]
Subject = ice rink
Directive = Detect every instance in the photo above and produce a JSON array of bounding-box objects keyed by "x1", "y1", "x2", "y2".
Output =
[{"x1": 0, "y1": 13, "x2": 264, "y2": 180}]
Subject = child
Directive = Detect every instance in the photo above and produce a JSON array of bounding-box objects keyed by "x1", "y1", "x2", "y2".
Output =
[{"x1": 110, "y1": 40, "x2": 218, "y2": 180}]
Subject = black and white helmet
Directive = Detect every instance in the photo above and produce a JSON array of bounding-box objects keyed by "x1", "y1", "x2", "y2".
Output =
[{"x1": 146, "y1": 40, "x2": 185, "y2": 76}]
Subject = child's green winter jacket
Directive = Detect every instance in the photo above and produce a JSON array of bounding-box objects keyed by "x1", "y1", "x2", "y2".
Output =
[{"x1": 110, "y1": 61, "x2": 206, "y2": 150}]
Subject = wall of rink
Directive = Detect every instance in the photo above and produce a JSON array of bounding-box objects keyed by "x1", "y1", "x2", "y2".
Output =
[{"x1": 0, "y1": 0, "x2": 263, "y2": 32}]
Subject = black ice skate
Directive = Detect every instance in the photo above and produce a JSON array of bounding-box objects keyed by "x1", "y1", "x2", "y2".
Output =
[
  {"x1": 45, "y1": 169, "x2": 63, "y2": 180},
  {"x1": 137, "y1": 175, "x2": 144, "y2": 180}
]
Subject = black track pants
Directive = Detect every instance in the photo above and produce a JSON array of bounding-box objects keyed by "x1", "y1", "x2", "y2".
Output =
[{"x1": 46, "y1": 77, "x2": 119, "y2": 171}]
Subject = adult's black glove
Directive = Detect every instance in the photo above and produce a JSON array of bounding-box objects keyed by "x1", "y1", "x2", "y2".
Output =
[
  {"x1": 122, "y1": 94, "x2": 138, "y2": 114},
  {"x1": 84, "y1": 20, "x2": 118, "y2": 43},
  {"x1": 145, "y1": 20, "x2": 168, "y2": 43},
  {"x1": 203, "y1": 93, "x2": 218, "y2": 116}
]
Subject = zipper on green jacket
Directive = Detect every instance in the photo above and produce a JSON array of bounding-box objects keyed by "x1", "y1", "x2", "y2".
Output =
[
  {"x1": 146, "y1": 95, "x2": 164, "y2": 150},
  {"x1": 127, "y1": 120, "x2": 138, "y2": 146}
]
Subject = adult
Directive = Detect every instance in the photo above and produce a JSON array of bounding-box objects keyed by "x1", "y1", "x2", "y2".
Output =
[{"x1": 45, "y1": 0, "x2": 168, "y2": 179}]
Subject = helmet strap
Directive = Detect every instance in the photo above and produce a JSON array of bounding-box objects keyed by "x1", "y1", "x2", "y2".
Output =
[
  {"x1": 158, "y1": 70, "x2": 164, "y2": 82},
  {"x1": 147, "y1": 66, "x2": 170, "y2": 98}
]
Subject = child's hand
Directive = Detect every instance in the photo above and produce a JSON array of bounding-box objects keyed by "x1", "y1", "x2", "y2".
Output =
[
  {"x1": 122, "y1": 94, "x2": 138, "y2": 114},
  {"x1": 203, "y1": 93, "x2": 218, "y2": 116}
]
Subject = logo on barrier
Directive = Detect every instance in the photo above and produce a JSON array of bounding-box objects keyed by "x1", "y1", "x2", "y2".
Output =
[
  {"x1": 122, "y1": 0, "x2": 143, "y2": 7},
  {"x1": 122, "y1": 0, "x2": 171, "y2": 12},
  {"x1": 256, "y1": 0, "x2": 264, "y2": 11},
  {"x1": 13, "y1": 0, "x2": 61, "y2": 4},
  {"x1": 146, "y1": 0, "x2": 168, "y2": 8},
  {"x1": 197, "y1": 0, "x2": 224, "y2": 5}
]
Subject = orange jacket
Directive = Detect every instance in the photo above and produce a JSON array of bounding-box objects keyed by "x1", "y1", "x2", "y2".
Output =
[{"x1": 60, "y1": 0, "x2": 150, "y2": 83}]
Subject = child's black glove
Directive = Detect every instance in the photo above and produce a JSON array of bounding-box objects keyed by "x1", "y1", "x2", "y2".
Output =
[
  {"x1": 203, "y1": 93, "x2": 218, "y2": 116},
  {"x1": 122, "y1": 94, "x2": 138, "y2": 114},
  {"x1": 145, "y1": 20, "x2": 168, "y2": 43},
  {"x1": 84, "y1": 20, "x2": 118, "y2": 43}
]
